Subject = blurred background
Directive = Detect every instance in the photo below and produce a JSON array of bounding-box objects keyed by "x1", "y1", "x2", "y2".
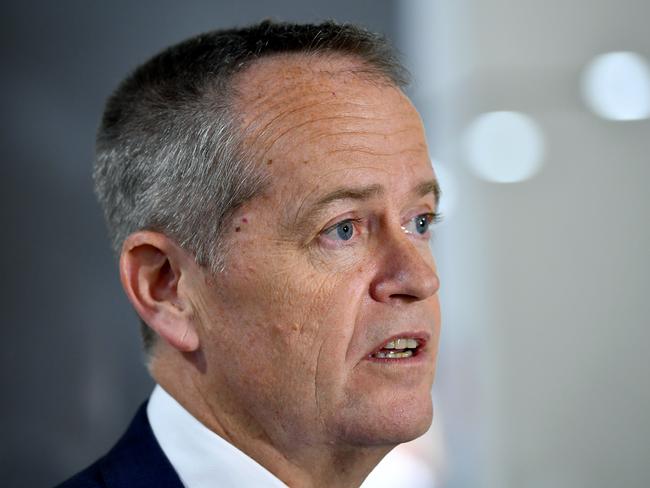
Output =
[{"x1": 2, "y1": 1, "x2": 649, "y2": 487}]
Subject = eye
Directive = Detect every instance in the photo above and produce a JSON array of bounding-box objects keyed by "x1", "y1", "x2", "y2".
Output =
[
  {"x1": 324, "y1": 219, "x2": 357, "y2": 241},
  {"x1": 402, "y1": 213, "x2": 440, "y2": 237}
]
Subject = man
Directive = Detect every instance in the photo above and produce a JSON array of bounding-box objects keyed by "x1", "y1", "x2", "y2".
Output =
[{"x1": 58, "y1": 20, "x2": 442, "y2": 488}]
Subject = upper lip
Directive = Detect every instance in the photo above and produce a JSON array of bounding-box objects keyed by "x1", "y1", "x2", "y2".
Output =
[{"x1": 366, "y1": 331, "x2": 431, "y2": 357}]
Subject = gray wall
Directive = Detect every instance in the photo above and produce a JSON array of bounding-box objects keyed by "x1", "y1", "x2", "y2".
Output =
[
  {"x1": 0, "y1": 2, "x2": 396, "y2": 486},
  {"x1": 398, "y1": 0, "x2": 650, "y2": 487}
]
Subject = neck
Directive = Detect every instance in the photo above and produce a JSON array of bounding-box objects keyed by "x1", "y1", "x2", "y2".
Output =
[{"x1": 150, "y1": 350, "x2": 393, "y2": 487}]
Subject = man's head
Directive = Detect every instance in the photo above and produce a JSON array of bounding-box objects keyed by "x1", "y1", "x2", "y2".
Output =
[
  {"x1": 96, "y1": 20, "x2": 441, "y2": 483},
  {"x1": 95, "y1": 21, "x2": 409, "y2": 352}
]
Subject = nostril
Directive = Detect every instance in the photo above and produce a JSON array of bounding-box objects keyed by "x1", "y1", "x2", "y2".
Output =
[{"x1": 388, "y1": 293, "x2": 422, "y2": 303}]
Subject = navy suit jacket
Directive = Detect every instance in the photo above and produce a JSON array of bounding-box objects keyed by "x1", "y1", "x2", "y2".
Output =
[{"x1": 55, "y1": 402, "x2": 184, "y2": 488}]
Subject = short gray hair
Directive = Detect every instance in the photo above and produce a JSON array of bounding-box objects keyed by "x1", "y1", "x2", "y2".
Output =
[{"x1": 94, "y1": 20, "x2": 408, "y2": 352}]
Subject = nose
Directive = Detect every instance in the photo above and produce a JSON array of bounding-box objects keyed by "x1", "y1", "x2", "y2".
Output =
[{"x1": 369, "y1": 230, "x2": 440, "y2": 304}]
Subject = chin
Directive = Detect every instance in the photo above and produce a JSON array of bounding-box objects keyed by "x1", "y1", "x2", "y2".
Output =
[{"x1": 334, "y1": 392, "x2": 434, "y2": 447}]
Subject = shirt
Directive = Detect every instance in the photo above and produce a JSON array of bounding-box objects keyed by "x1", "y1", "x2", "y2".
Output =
[{"x1": 147, "y1": 385, "x2": 287, "y2": 488}]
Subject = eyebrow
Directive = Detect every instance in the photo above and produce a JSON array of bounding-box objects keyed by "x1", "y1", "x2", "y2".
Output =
[
  {"x1": 312, "y1": 183, "x2": 385, "y2": 210},
  {"x1": 413, "y1": 179, "x2": 441, "y2": 206},
  {"x1": 291, "y1": 178, "x2": 441, "y2": 233}
]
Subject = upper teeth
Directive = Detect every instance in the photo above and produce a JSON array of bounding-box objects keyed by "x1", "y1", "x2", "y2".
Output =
[{"x1": 383, "y1": 338, "x2": 418, "y2": 349}]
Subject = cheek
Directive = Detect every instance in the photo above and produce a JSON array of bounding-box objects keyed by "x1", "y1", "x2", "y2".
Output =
[
  {"x1": 268, "y1": 271, "x2": 353, "y2": 358},
  {"x1": 215, "y1": 254, "x2": 343, "y2": 358},
  {"x1": 210, "y1": 235, "x2": 374, "y2": 379}
]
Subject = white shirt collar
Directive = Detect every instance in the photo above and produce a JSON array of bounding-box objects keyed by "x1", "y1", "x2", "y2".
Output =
[{"x1": 147, "y1": 384, "x2": 287, "y2": 488}]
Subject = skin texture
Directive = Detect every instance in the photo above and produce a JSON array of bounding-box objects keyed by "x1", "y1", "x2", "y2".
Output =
[{"x1": 121, "y1": 54, "x2": 441, "y2": 487}]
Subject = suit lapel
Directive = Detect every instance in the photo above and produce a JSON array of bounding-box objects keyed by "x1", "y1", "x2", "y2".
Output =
[{"x1": 98, "y1": 402, "x2": 184, "y2": 488}]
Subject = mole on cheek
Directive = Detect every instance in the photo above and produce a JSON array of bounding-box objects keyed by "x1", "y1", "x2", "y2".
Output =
[
  {"x1": 235, "y1": 227, "x2": 241, "y2": 232},
  {"x1": 291, "y1": 322, "x2": 301, "y2": 332}
]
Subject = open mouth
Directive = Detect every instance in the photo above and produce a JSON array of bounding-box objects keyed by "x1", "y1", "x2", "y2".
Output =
[{"x1": 369, "y1": 337, "x2": 423, "y2": 360}]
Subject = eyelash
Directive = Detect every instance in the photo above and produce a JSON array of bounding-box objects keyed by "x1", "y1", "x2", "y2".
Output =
[{"x1": 407, "y1": 212, "x2": 443, "y2": 233}]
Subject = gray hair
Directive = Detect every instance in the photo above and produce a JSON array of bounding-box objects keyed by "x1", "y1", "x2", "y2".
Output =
[{"x1": 94, "y1": 20, "x2": 409, "y2": 352}]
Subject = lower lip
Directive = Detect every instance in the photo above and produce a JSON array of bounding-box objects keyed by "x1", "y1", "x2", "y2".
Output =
[{"x1": 365, "y1": 347, "x2": 429, "y2": 365}]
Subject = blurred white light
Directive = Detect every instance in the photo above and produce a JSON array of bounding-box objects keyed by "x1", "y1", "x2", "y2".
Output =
[
  {"x1": 430, "y1": 161, "x2": 457, "y2": 220},
  {"x1": 581, "y1": 51, "x2": 650, "y2": 121},
  {"x1": 462, "y1": 111, "x2": 545, "y2": 184}
]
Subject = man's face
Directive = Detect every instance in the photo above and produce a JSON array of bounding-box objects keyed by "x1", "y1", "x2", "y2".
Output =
[{"x1": 188, "y1": 56, "x2": 441, "y2": 453}]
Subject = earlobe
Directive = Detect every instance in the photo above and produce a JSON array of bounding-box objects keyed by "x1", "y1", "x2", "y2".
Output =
[
  {"x1": 119, "y1": 231, "x2": 200, "y2": 353},
  {"x1": 151, "y1": 315, "x2": 200, "y2": 352}
]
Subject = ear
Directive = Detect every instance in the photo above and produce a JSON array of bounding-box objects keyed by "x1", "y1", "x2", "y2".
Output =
[{"x1": 119, "y1": 231, "x2": 200, "y2": 352}]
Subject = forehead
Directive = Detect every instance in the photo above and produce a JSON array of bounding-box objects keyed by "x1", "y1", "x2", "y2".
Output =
[{"x1": 233, "y1": 54, "x2": 432, "y2": 195}]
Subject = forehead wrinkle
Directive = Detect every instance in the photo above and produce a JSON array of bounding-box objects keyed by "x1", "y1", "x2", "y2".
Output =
[
  {"x1": 238, "y1": 84, "x2": 388, "y2": 164},
  {"x1": 263, "y1": 106, "x2": 424, "y2": 162},
  {"x1": 253, "y1": 114, "x2": 384, "y2": 163},
  {"x1": 313, "y1": 125, "x2": 426, "y2": 144},
  {"x1": 295, "y1": 125, "x2": 421, "y2": 144},
  {"x1": 245, "y1": 88, "x2": 376, "y2": 125},
  {"x1": 324, "y1": 146, "x2": 427, "y2": 158},
  {"x1": 249, "y1": 110, "x2": 385, "y2": 162},
  {"x1": 278, "y1": 118, "x2": 427, "y2": 158},
  {"x1": 234, "y1": 62, "x2": 406, "y2": 162},
  {"x1": 278, "y1": 130, "x2": 382, "y2": 156},
  {"x1": 241, "y1": 98, "x2": 335, "y2": 160},
  {"x1": 235, "y1": 64, "x2": 382, "y2": 132},
  {"x1": 243, "y1": 95, "x2": 346, "y2": 142}
]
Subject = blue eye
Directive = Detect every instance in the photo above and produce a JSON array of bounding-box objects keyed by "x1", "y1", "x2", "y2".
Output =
[
  {"x1": 323, "y1": 219, "x2": 357, "y2": 242},
  {"x1": 335, "y1": 220, "x2": 354, "y2": 240},
  {"x1": 403, "y1": 213, "x2": 439, "y2": 236},
  {"x1": 415, "y1": 215, "x2": 431, "y2": 234}
]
